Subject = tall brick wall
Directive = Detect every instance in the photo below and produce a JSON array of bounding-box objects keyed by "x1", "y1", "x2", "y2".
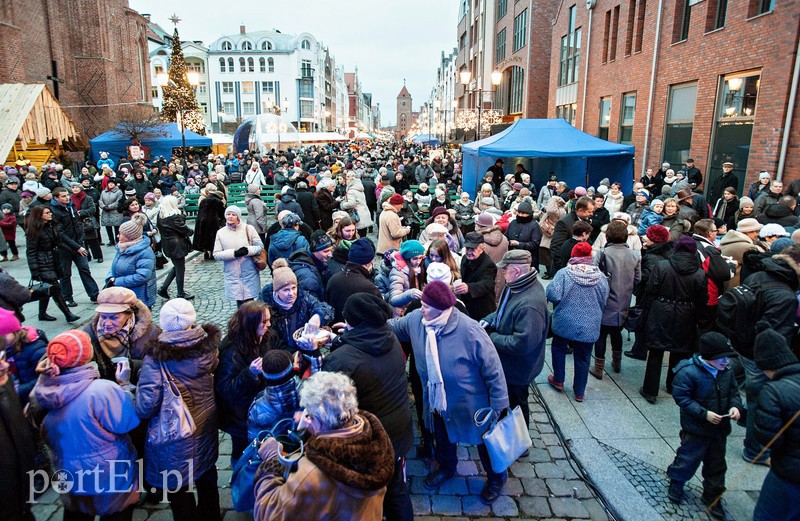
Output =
[{"x1": 0, "y1": 0, "x2": 152, "y2": 140}]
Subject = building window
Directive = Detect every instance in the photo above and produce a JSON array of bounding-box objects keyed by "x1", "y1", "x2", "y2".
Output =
[
  {"x1": 242, "y1": 102, "x2": 255, "y2": 115},
  {"x1": 513, "y1": 9, "x2": 528, "y2": 51},
  {"x1": 300, "y1": 100, "x2": 314, "y2": 117},
  {"x1": 558, "y1": 6, "x2": 581, "y2": 86},
  {"x1": 663, "y1": 83, "x2": 697, "y2": 166},
  {"x1": 707, "y1": 0, "x2": 728, "y2": 30},
  {"x1": 198, "y1": 82, "x2": 207, "y2": 95},
  {"x1": 227, "y1": 58, "x2": 234, "y2": 73},
  {"x1": 239, "y1": 58, "x2": 246, "y2": 73},
  {"x1": 262, "y1": 81, "x2": 274, "y2": 93},
  {"x1": 301, "y1": 39, "x2": 311, "y2": 50},
  {"x1": 154, "y1": 63, "x2": 164, "y2": 75},
  {"x1": 301, "y1": 60, "x2": 313, "y2": 78},
  {"x1": 299, "y1": 80, "x2": 313, "y2": 98},
  {"x1": 259, "y1": 57, "x2": 266, "y2": 72},
  {"x1": 261, "y1": 41, "x2": 273, "y2": 50},
  {"x1": 247, "y1": 57, "x2": 254, "y2": 73},
  {"x1": 222, "y1": 101, "x2": 235, "y2": 114},
  {"x1": 459, "y1": 32, "x2": 467, "y2": 49},
  {"x1": 598, "y1": 97, "x2": 612, "y2": 140},
  {"x1": 200, "y1": 103, "x2": 207, "y2": 114},
  {"x1": 268, "y1": 58, "x2": 274, "y2": 73},
  {"x1": 674, "y1": 0, "x2": 692, "y2": 42},
  {"x1": 619, "y1": 93, "x2": 636, "y2": 144},
  {"x1": 242, "y1": 81, "x2": 254, "y2": 94},
  {"x1": 496, "y1": 28, "x2": 507, "y2": 63},
  {"x1": 635, "y1": 0, "x2": 646, "y2": 52},
  {"x1": 241, "y1": 41, "x2": 253, "y2": 51},
  {"x1": 221, "y1": 41, "x2": 232, "y2": 51},
  {"x1": 603, "y1": 6, "x2": 620, "y2": 62},
  {"x1": 151, "y1": 86, "x2": 159, "y2": 98},
  {"x1": 219, "y1": 58, "x2": 226, "y2": 73},
  {"x1": 556, "y1": 103, "x2": 577, "y2": 126},
  {"x1": 749, "y1": 0, "x2": 775, "y2": 16},
  {"x1": 508, "y1": 66, "x2": 525, "y2": 114},
  {"x1": 498, "y1": 0, "x2": 508, "y2": 19},
  {"x1": 222, "y1": 82, "x2": 234, "y2": 94}
]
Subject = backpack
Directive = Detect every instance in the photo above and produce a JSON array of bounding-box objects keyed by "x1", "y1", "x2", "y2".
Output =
[{"x1": 716, "y1": 281, "x2": 784, "y2": 348}]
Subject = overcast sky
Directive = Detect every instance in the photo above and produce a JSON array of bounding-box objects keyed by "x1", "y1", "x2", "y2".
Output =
[{"x1": 129, "y1": 0, "x2": 460, "y2": 126}]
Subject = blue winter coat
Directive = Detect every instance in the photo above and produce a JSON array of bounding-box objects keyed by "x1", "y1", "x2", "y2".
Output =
[
  {"x1": 7, "y1": 329, "x2": 47, "y2": 406},
  {"x1": 546, "y1": 263, "x2": 609, "y2": 343},
  {"x1": 637, "y1": 208, "x2": 665, "y2": 235},
  {"x1": 259, "y1": 285, "x2": 334, "y2": 352},
  {"x1": 672, "y1": 355, "x2": 742, "y2": 437},
  {"x1": 247, "y1": 379, "x2": 300, "y2": 441},
  {"x1": 108, "y1": 238, "x2": 156, "y2": 308},
  {"x1": 288, "y1": 250, "x2": 327, "y2": 300},
  {"x1": 267, "y1": 229, "x2": 310, "y2": 266}
]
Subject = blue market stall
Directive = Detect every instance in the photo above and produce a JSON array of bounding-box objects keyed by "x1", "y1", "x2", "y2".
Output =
[
  {"x1": 461, "y1": 118, "x2": 635, "y2": 197},
  {"x1": 412, "y1": 133, "x2": 441, "y2": 146},
  {"x1": 89, "y1": 123, "x2": 212, "y2": 162}
]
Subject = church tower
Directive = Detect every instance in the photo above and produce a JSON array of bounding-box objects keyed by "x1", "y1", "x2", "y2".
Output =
[{"x1": 396, "y1": 83, "x2": 412, "y2": 139}]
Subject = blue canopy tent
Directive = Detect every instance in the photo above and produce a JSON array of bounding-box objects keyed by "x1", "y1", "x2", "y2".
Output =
[
  {"x1": 89, "y1": 123, "x2": 212, "y2": 162},
  {"x1": 413, "y1": 134, "x2": 441, "y2": 146},
  {"x1": 461, "y1": 119, "x2": 635, "y2": 197}
]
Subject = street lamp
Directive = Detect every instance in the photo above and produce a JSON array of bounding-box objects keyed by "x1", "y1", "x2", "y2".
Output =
[
  {"x1": 158, "y1": 72, "x2": 200, "y2": 163},
  {"x1": 459, "y1": 69, "x2": 502, "y2": 140},
  {"x1": 217, "y1": 106, "x2": 225, "y2": 133}
]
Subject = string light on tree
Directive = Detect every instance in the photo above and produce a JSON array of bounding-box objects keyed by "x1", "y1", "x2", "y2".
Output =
[{"x1": 159, "y1": 18, "x2": 205, "y2": 136}]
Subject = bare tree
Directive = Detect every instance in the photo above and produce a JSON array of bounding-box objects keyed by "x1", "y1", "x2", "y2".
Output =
[{"x1": 112, "y1": 106, "x2": 169, "y2": 146}]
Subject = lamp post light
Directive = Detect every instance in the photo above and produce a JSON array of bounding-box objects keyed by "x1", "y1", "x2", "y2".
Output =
[
  {"x1": 459, "y1": 69, "x2": 502, "y2": 141},
  {"x1": 158, "y1": 72, "x2": 200, "y2": 163}
]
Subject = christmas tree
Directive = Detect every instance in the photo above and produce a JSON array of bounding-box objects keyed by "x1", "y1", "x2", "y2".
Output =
[{"x1": 160, "y1": 27, "x2": 206, "y2": 135}]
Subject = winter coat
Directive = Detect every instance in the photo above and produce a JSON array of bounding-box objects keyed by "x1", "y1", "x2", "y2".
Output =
[
  {"x1": 108, "y1": 238, "x2": 156, "y2": 308},
  {"x1": 245, "y1": 193, "x2": 269, "y2": 235},
  {"x1": 672, "y1": 355, "x2": 742, "y2": 437},
  {"x1": 214, "y1": 223, "x2": 264, "y2": 301},
  {"x1": 0, "y1": 213, "x2": 16, "y2": 241},
  {"x1": 295, "y1": 188, "x2": 321, "y2": 229},
  {"x1": 99, "y1": 187, "x2": 124, "y2": 227},
  {"x1": 0, "y1": 379, "x2": 37, "y2": 519},
  {"x1": 326, "y1": 263, "x2": 382, "y2": 323},
  {"x1": 193, "y1": 193, "x2": 225, "y2": 252},
  {"x1": 377, "y1": 203, "x2": 409, "y2": 255},
  {"x1": 596, "y1": 244, "x2": 641, "y2": 326},
  {"x1": 340, "y1": 179, "x2": 373, "y2": 230},
  {"x1": 550, "y1": 210, "x2": 581, "y2": 270},
  {"x1": 712, "y1": 197, "x2": 739, "y2": 225},
  {"x1": 253, "y1": 410, "x2": 393, "y2": 521},
  {"x1": 288, "y1": 249, "x2": 328, "y2": 301},
  {"x1": 459, "y1": 252, "x2": 498, "y2": 320},
  {"x1": 755, "y1": 363, "x2": 800, "y2": 484},
  {"x1": 50, "y1": 200, "x2": 86, "y2": 248},
  {"x1": 324, "y1": 324, "x2": 414, "y2": 458},
  {"x1": 637, "y1": 209, "x2": 664, "y2": 235},
  {"x1": 757, "y1": 203, "x2": 800, "y2": 230},
  {"x1": 479, "y1": 225, "x2": 509, "y2": 300},
  {"x1": 389, "y1": 308, "x2": 508, "y2": 443},
  {"x1": 634, "y1": 241, "x2": 674, "y2": 302},
  {"x1": 6, "y1": 328, "x2": 47, "y2": 406},
  {"x1": 259, "y1": 284, "x2": 334, "y2": 352},
  {"x1": 0, "y1": 267, "x2": 30, "y2": 321},
  {"x1": 26, "y1": 222, "x2": 66, "y2": 282},
  {"x1": 135, "y1": 324, "x2": 220, "y2": 488},
  {"x1": 483, "y1": 270, "x2": 549, "y2": 385},
  {"x1": 603, "y1": 192, "x2": 625, "y2": 215},
  {"x1": 719, "y1": 229, "x2": 759, "y2": 287},
  {"x1": 505, "y1": 216, "x2": 541, "y2": 268},
  {"x1": 315, "y1": 190, "x2": 339, "y2": 231},
  {"x1": 753, "y1": 191, "x2": 781, "y2": 218},
  {"x1": 129, "y1": 176, "x2": 153, "y2": 201},
  {"x1": 694, "y1": 235, "x2": 734, "y2": 306},
  {"x1": 546, "y1": 263, "x2": 609, "y2": 343},
  {"x1": 74, "y1": 193, "x2": 99, "y2": 240},
  {"x1": 326, "y1": 246, "x2": 349, "y2": 277},
  {"x1": 708, "y1": 171, "x2": 739, "y2": 207},
  {"x1": 267, "y1": 228, "x2": 310, "y2": 266},
  {"x1": 387, "y1": 253, "x2": 424, "y2": 317},
  {"x1": 0, "y1": 189, "x2": 21, "y2": 213},
  {"x1": 34, "y1": 364, "x2": 140, "y2": 515},
  {"x1": 539, "y1": 197, "x2": 566, "y2": 249},
  {"x1": 157, "y1": 214, "x2": 193, "y2": 260},
  {"x1": 472, "y1": 193, "x2": 501, "y2": 213},
  {"x1": 660, "y1": 214, "x2": 692, "y2": 242},
  {"x1": 644, "y1": 252, "x2": 708, "y2": 352}
]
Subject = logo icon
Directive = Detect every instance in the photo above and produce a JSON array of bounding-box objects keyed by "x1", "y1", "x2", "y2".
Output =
[{"x1": 51, "y1": 470, "x2": 74, "y2": 494}]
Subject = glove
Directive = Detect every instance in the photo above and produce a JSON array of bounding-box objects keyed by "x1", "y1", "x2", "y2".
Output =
[
  {"x1": 258, "y1": 437, "x2": 281, "y2": 461},
  {"x1": 234, "y1": 246, "x2": 249, "y2": 258}
]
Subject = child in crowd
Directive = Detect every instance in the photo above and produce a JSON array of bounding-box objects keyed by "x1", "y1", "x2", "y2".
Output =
[
  {"x1": 247, "y1": 350, "x2": 301, "y2": 441},
  {"x1": 0, "y1": 203, "x2": 18, "y2": 261}
]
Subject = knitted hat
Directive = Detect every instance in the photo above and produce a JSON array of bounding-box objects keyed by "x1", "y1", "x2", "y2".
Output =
[
  {"x1": 36, "y1": 187, "x2": 50, "y2": 198},
  {"x1": 674, "y1": 235, "x2": 697, "y2": 254},
  {"x1": 400, "y1": 240, "x2": 425, "y2": 259},
  {"x1": 737, "y1": 218, "x2": 762, "y2": 234},
  {"x1": 426, "y1": 262, "x2": 452, "y2": 285},
  {"x1": 739, "y1": 196, "x2": 754, "y2": 207},
  {"x1": 475, "y1": 212, "x2": 496, "y2": 228},
  {"x1": 388, "y1": 193, "x2": 404, "y2": 206},
  {"x1": 755, "y1": 322, "x2": 798, "y2": 370},
  {"x1": 47, "y1": 330, "x2": 93, "y2": 371},
  {"x1": 760, "y1": 223, "x2": 789, "y2": 238},
  {"x1": 645, "y1": 225, "x2": 670, "y2": 244},
  {"x1": 431, "y1": 206, "x2": 449, "y2": 218},
  {"x1": 309, "y1": 230, "x2": 333, "y2": 252},
  {"x1": 124, "y1": 187, "x2": 136, "y2": 196},
  {"x1": 118, "y1": 213, "x2": 146, "y2": 242},
  {"x1": 517, "y1": 201, "x2": 533, "y2": 215},
  {"x1": 571, "y1": 241, "x2": 593, "y2": 258},
  {"x1": 343, "y1": 293, "x2": 392, "y2": 327},
  {"x1": 225, "y1": 205, "x2": 243, "y2": 220},
  {"x1": 260, "y1": 350, "x2": 296, "y2": 385},
  {"x1": 758, "y1": 171, "x2": 771, "y2": 181},
  {"x1": 698, "y1": 332, "x2": 736, "y2": 360},
  {"x1": 770, "y1": 237, "x2": 794, "y2": 253},
  {"x1": 280, "y1": 212, "x2": 301, "y2": 227},
  {"x1": 348, "y1": 238, "x2": 375, "y2": 265},
  {"x1": 650, "y1": 199, "x2": 664, "y2": 210},
  {"x1": 635, "y1": 189, "x2": 650, "y2": 199},
  {"x1": 421, "y1": 280, "x2": 456, "y2": 310},
  {"x1": 0, "y1": 308, "x2": 22, "y2": 336},
  {"x1": 271, "y1": 259, "x2": 298, "y2": 291},
  {"x1": 159, "y1": 298, "x2": 197, "y2": 332},
  {"x1": 144, "y1": 192, "x2": 156, "y2": 201}
]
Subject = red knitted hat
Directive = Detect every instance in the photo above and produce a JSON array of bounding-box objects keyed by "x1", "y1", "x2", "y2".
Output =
[
  {"x1": 645, "y1": 225, "x2": 670, "y2": 244},
  {"x1": 571, "y1": 241, "x2": 593, "y2": 258},
  {"x1": 47, "y1": 330, "x2": 93, "y2": 371},
  {"x1": 421, "y1": 280, "x2": 457, "y2": 311},
  {"x1": 388, "y1": 193, "x2": 405, "y2": 206}
]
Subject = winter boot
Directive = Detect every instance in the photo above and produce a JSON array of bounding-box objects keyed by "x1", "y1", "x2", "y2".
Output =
[
  {"x1": 612, "y1": 350, "x2": 622, "y2": 373},
  {"x1": 10, "y1": 255, "x2": 18, "y2": 261},
  {"x1": 54, "y1": 293, "x2": 80, "y2": 323},
  {"x1": 589, "y1": 357, "x2": 605, "y2": 380},
  {"x1": 668, "y1": 480, "x2": 683, "y2": 504}
]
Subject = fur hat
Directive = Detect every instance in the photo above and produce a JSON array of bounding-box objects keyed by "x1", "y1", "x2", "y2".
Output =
[
  {"x1": 47, "y1": 330, "x2": 93, "y2": 371},
  {"x1": 260, "y1": 350, "x2": 296, "y2": 385},
  {"x1": 755, "y1": 321, "x2": 798, "y2": 370},
  {"x1": 645, "y1": 225, "x2": 670, "y2": 244},
  {"x1": 271, "y1": 259, "x2": 298, "y2": 291},
  {"x1": 159, "y1": 298, "x2": 196, "y2": 332},
  {"x1": 343, "y1": 293, "x2": 392, "y2": 327},
  {"x1": 570, "y1": 242, "x2": 593, "y2": 258},
  {"x1": 421, "y1": 280, "x2": 456, "y2": 310},
  {"x1": 118, "y1": 213, "x2": 146, "y2": 241}
]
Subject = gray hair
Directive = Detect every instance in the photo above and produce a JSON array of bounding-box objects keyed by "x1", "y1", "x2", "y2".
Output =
[{"x1": 300, "y1": 371, "x2": 359, "y2": 431}]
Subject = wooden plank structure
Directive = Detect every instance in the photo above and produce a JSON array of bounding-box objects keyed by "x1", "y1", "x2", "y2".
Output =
[{"x1": 0, "y1": 83, "x2": 87, "y2": 166}]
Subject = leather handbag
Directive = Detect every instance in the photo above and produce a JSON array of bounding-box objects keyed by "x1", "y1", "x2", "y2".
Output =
[
  {"x1": 474, "y1": 406, "x2": 532, "y2": 473},
  {"x1": 246, "y1": 225, "x2": 267, "y2": 271},
  {"x1": 28, "y1": 280, "x2": 53, "y2": 302},
  {"x1": 146, "y1": 362, "x2": 196, "y2": 446}
]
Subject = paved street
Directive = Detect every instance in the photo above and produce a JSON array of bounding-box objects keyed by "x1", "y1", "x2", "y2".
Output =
[{"x1": 6, "y1": 232, "x2": 765, "y2": 521}]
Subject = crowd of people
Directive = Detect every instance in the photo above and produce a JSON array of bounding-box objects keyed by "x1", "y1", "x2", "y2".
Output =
[{"x1": 1, "y1": 147, "x2": 799, "y2": 521}]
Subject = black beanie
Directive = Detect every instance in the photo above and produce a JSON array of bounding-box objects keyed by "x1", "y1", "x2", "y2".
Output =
[
  {"x1": 343, "y1": 293, "x2": 392, "y2": 327},
  {"x1": 260, "y1": 350, "x2": 295, "y2": 385},
  {"x1": 755, "y1": 323, "x2": 798, "y2": 371}
]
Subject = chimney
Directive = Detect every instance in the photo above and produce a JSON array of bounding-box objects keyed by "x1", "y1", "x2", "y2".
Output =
[
  {"x1": 141, "y1": 13, "x2": 150, "y2": 20},
  {"x1": 240, "y1": 25, "x2": 246, "y2": 35}
]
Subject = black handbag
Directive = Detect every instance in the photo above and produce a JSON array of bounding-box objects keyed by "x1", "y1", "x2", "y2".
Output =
[
  {"x1": 623, "y1": 306, "x2": 646, "y2": 332},
  {"x1": 28, "y1": 280, "x2": 53, "y2": 302}
]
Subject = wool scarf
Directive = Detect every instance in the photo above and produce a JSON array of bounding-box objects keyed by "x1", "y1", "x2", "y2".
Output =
[
  {"x1": 117, "y1": 239, "x2": 138, "y2": 253},
  {"x1": 421, "y1": 307, "x2": 452, "y2": 419},
  {"x1": 158, "y1": 326, "x2": 207, "y2": 348}
]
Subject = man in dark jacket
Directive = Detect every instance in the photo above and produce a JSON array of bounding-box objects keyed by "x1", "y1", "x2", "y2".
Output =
[
  {"x1": 757, "y1": 195, "x2": 800, "y2": 230},
  {"x1": 504, "y1": 201, "x2": 542, "y2": 268},
  {"x1": 684, "y1": 159, "x2": 703, "y2": 189},
  {"x1": 0, "y1": 178, "x2": 21, "y2": 215},
  {"x1": 487, "y1": 159, "x2": 505, "y2": 191},
  {"x1": 288, "y1": 231, "x2": 333, "y2": 300},
  {"x1": 589, "y1": 194, "x2": 611, "y2": 242},
  {"x1": 325, "y1": 238, "x2": 381, "y2": 323},
  {"x1": 324, "y1": 293, "x2": 414, "y2": 521},
  {"x1": 50, "y1": 187, "x2": 99, "y2": 306},
  {"x1": 752, "y1": 327, "x2": 800, "y2": 520},
  {"x1": 456, "y1": 232, "x2": 498, "y2": 320},
  {"x1": 294, "y1": 181, "x2": 320, "y2": 230},
  {"x1": 481, "y1": 250, "x2": 548, "y2": 433},
  {"x1": 361, "y1": 173, "x2": 378, "y2": 226},
  {"x1": 550, "y1": 196, "x2": 594, "y2": 275},
  {"x1": 692, "y1": 219, "x2": 734, "y2": 335},
  {"x1": 707, "y1": 162, "x2": 739, "y2": 207}
]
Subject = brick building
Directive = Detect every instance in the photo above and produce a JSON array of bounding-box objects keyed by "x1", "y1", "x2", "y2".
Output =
[
  {"x1": 548, "y1": 0, "x2": 800, "y2": 190},
  {"x1": 396, "y1": 85, "x2": 413, "y2": 139},
  {"x1": 0, "y1": 0, "x2": 152, "y2": 139}
]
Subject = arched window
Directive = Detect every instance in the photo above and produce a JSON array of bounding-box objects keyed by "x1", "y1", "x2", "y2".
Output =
[
  {"x1": 247, "y1": 57, "x2": 254, "y2": 72},
  {"x1": 239, "y1": 57, "x2": 246, "y2": 73},
  {"x1": 268, "y1": 57, "x2": 274, "y2": 73},
  {"x1": 259, "y1": 57, "x2": 266, "y2": 73},
  {"x1": 221, "y1": 41, "x2": 232, "y2": 51},
  {"x1": 219, "y1": 57, "x2": 226, "y2": 73},
  {"x1": 261, "y1": 41, "x2": 273, "y2": 50},
  {"x1": 241, "y1": 41, "x2": 253, "y2": 51},
  {"x1": 301, "y1": 39, "x2": 311, "y2": 50},
  {"x1": 227, "y1": 58, "x2": 234, "y2": 73}
]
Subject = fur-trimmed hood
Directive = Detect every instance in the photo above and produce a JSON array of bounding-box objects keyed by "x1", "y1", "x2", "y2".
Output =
[
  {"x1": 479, "y1": 226, "x2": 505, "y2": 247},
  {"x1": 147, "y1": 323, "x2": 221, "y2": 362},
  {"x1": 773, "y1": 254, "x2": 800, "y2": 283}
]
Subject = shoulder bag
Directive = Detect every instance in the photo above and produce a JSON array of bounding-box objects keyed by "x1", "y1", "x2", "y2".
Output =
[
  {"x1": 246, "y1": 225, "x2": 267, "y2": 271},
  {"x1": 474, "y1": 406, "x2": 532, "y2": 473},
  {"x1": 146, "y1": 362, "x2": 196, "y2": 446}
]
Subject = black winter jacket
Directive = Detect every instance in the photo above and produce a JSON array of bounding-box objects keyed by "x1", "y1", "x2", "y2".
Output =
[
  {"x1": 0, "y1": 267, "x2": 31, "y2": 321},
  {"x1": 26, "y1": 223, "x2": 66, "y2": 282},
  {"x1": 633, "y1": 242, "x2": 674, "y2": 302},
  {"x1": 550, "y1": 211, "x2": 581, "y2": 271},
  {"x1": 757, "y1": 203, "x2": 800, "y2": 229},
  {"x1": 505, "y1": 216, "x2": 542, "y2": 268},
  {"x1": 0, "y1": 380, "x2": 36, "y2": 519},
  {"x1": 325, "y1": 263, "x2": 382, "y2": 323},
  {"x1": 295, "y1": 188, "x2": 321, "y2": 230},
  {"x1": 158, "y1": 214, "x2": 194, "y2": 259},
  {"x1": 755, "y1": 363, "x2": 800, "y2": 484},
  {"x1": 49, "y1": 201, "x2": 84, "y2": 250},
  {"x1": 672, "y1": 355, "x2": 742, "y2": 437},
  {"x1": 459, "y1": 252, "x2": 498, "y2": 320}
]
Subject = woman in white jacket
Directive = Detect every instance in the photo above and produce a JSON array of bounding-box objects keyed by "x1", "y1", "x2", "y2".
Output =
[
  {"x1": 213, "y1": 206, "x2": 264, "y2": 307},
  {"x1": 340, "y1": 172, "x2": 373, "y2": 231}
]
